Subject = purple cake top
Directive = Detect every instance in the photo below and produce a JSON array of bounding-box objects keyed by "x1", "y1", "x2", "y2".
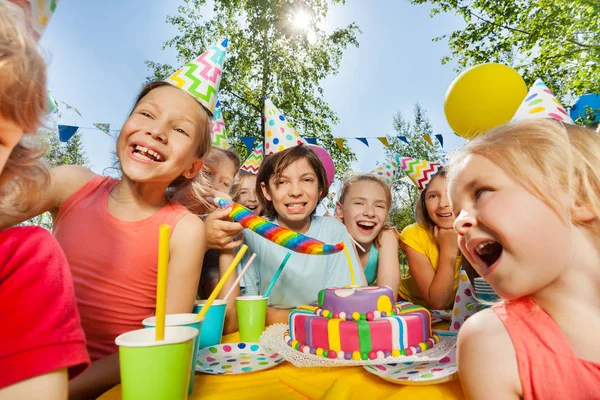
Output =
[{"x1": 319, "y1": 286, "x2": 395, "y2": 315}]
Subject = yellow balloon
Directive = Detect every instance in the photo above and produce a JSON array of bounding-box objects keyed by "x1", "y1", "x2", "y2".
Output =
[{"x1": 444, "y1": 63, "x2": 527, "y2": 140}]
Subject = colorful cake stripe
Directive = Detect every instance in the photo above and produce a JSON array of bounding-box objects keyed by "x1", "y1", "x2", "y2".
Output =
[
  {"x1": 327, "y1": 320, "x2": 342, "y2": 352},
  {"x1": 357, "y1": 320, "x2": 372, "y2": 355}
]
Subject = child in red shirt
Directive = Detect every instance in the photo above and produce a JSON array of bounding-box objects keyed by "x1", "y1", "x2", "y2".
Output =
[{"x1": 0, "y1": 2, "x2": 89, "y2": 397}]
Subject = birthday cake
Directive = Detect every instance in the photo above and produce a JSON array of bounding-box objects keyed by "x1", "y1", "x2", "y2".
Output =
[{"x1": 284, "y1": 286, "x2": 439, "y2": 360}]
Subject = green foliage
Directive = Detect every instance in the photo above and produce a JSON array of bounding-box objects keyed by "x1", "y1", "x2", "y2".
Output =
[
  {"x1": 410, "y1": 0, "x2": 600, "y2": 101},
  {"x1": 146, "y1": 0, "x2": 361, "y2": 175}
]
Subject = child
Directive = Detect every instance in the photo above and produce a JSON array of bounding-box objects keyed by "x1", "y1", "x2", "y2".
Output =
[
  {"x1": 232, "y1": 143, "x2": 265, "y2": 215},
  {"x1": 449, "y1": 119, "x2": 600, "y2": 399},
  {"x1": 0, "y1": 2, "x2": 90, "y2": 396},
  {"x1": 398, "y1": 158, "x2": 462, "y2": 310},
  {"x1": 0, "y1": 40, "x2": 228, "y2": 398},
  {"x1": 235, "y1": 99, "x2": 364, "y2": 325},
  {"x1": 335, "y1": 168, "x2": 400, "y2": 299}
]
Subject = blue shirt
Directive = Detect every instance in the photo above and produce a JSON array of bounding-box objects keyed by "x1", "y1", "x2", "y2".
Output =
[{"x1": 239, "y1": 216, "x2": 365, "y2": 308}]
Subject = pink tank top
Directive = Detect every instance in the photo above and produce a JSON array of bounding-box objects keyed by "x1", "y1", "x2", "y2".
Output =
[
  {"x1": 53, "y1": 176, "x2": 189, "y2": 361},
  {"x1": 493, "y1": 297, "x2": 600, "y2": 400}
]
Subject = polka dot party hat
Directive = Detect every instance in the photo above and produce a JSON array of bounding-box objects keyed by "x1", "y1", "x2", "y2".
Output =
[
  {"x1": 5, "y1": 0, "x2": 58, "y2": 41},
  {"x1": 164, "y1": 38, "x2": 228, "y2": 114},
  {"x1": 263, "y1": 97, "x2": 307, "y2": 156},
  {"x1": 371, "y1": 159, "x2": 401, "y2": 187},
  {"x1": 398, "y1": 156, "x2": 442, "y2": 192},
  {"x1": 240, "y1": 142, "x2": 264, "y2": 174},
  {"x1": 211, "y1": 99, "x2": 230, "y2": 149},
  {"x1": 511, "y1": 79, "x2": 574, "y2": 124}
]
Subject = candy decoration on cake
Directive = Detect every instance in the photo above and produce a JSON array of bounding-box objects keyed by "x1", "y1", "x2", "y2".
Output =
[
  {"x1": 211, "y1": 100, "x2": 230, "y2": 149},
  {"x1": 398, "y1": 157, "x2": 442, "y2": 192},
  {"x1": 213, "y1": 198, "x2": 344, "y2": 255},
  {"x1": 511, "y1": 79, "x2": 574, "y2": 124},
  {"x1": 264, "y1": 97, "x2": 307, "y2": 156},
  {"x1": 286, "y1": 286, "x2": 440, "y2": 360},
  {"x1": 371, "y1": 158, "x2": 401, "y2": 187},
  {"x1": 165, "y1": 38, "x2": 228, "y2": 114},
  {"x1": 240, "y1": 142, "x2": 264, "y2": 174}
]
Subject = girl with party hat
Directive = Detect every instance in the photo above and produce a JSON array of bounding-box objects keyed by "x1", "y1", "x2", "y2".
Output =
[
  {"x1": 397, "y1": 157, "x2": 462, "y2": 310},
  {"x1": 450, "y1": 84, "x2": 600, "y2": 398},
  {"x1": 231, "y1": 141, "x2": 265, "y2": 215},
  {"x1": 0, "y1": 3, "x2": 90, "y2": 396},
  {"x1": 0, "y1": 39, "x2": 230, "y2": 398},
  {"x1": 227, "y1": 98, "x2": 364, "y2": 325},
  {"x1": 335, "y1": 161, "x2": 401, "y2": 299}
]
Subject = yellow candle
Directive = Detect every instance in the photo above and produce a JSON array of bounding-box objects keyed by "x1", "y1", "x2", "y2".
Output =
[
  {"x1": 196, "y1": 244, "x2": 248, "y2": 321},
  {"x1": 343, "y1": 245, "x2": 356, "y2": 286},
  {"x1": 155, "y1": 224, "x2": 170, "y2": 341}
]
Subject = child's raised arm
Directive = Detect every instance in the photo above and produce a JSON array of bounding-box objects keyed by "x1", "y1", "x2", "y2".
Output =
[{"x1": 376, "y1": 229, "x2": 400, "y2": 299}]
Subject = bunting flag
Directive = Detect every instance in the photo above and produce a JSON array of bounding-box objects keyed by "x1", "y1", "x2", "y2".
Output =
[
  {"x1": 423, "y1": 134, "x2": 433, "y2": 146},
  {"x1": 240, "y1": 142, "x2": 264, "y2": 174},
  {"x1": 435, "y1": 134, "x2": 444, "y2": 148},
  {"x1": 93, "y1": 123, "x2": 111, "y2": 136},
  {"x1": 240, "y1": 136, "x2": 256, "y2": 154},
  {"x1": 377, "y1": 137, "x2": 389, "y2": 147},
  {"x1": 398, "y1": 136, "x2": 409, "y2": 145},
  {"x1": 333, "y1": 138, "x2": 345, "y2": 151},
  {"x1": 304, "y1": 137, "x2": 318, "y2": 145},
  {"x1": 60, "y1": 101, "x2": 82, "y2": 116},
  {"x1": 211, "y1": 100, "x2": 230, "y2": 149},
  {"x1": 356, "y1": 138, "x2": 369, "y2": 147},
  {"x1": 46, "y1": 90, "x2": 58, "y2": 114},
  {"x1": 58, "y1": 125, "x2": 79, "y2": 142}
]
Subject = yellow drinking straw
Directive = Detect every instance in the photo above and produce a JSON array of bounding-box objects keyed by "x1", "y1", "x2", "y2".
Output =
[
  {"x1": 343, "y1": 244, "x2": 356, "y2": 286},
  {"x1": 196, "y1": 244, "x2": 248, "y2": 321},
  {"x1": 155, "y1": 224, "x2": 170, "y2": 341}
]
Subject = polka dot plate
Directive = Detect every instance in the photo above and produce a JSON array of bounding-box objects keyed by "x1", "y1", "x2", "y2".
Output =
[
  {"x1": 363, "y1": 334, "x2": 457, "y2": 385},
  {"x1": 195, "y1": 342, "x2": 285, "y2": 375}
]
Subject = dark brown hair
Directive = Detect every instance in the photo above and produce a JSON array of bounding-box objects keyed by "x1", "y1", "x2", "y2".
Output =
[
  {"x1": 415, "y1": 167, "x2": 447, "y2": 235},
  {"x1": 256, "y1": 145, "x2": 329, "y2": 218}
]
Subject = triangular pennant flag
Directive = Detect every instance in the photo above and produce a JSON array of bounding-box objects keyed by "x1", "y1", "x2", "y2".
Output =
[
  {"x1": 211, "y1": 100, "x2": 229, "y2": 149},
  {"x1": 435, "y1": 134, "x2": 444, "y2": 148},
  {"x1": 333, "y1": 138, "x2": 345, "y2": 151},
  {"x1": 398, "y1": 156, "x2": 442, "y2": 192},
  {"x1": 356, "y1": 138, "x2": 369, "y2": 147},
  {"x1": 377, "y1": 137, "x2": 389, "y2": 147},
  {"x1": 423, "y1": 134, "x2": 433, "y2": 146},
  {"x1": 58, "y1": 125, "x2": 79, "y2": 143},
  {"x1": 93, "y1": 123, "x2": 111, "y2": 136},
  {"x1": 165, "y1": 38, "x2": 228, "y2": 114},
  {"x1": 263, "y1": 97, "x2": 307, "y2": 155},
  {"x1": 60, "y1": 101, "x2": 82, "y2": 117},
  {"x1": 398, "y1": 136, "x2": 409, "y2": 145},
  {"x1": 371, "y1": 158, "x2": 401, "y2": 187},
  {"x1": 240, "y1": 136, "x2": 256, "y2": 153},
  {"x1": 6, "y1": 0, "x2": 59, "y2": 41},
  {"x1": 240, "y1": 142, "x2": 264, "y2": 174},
  {"x1": 46, "y1": 90, "x2": 58, "y2": 114},
  {"x1": 511, "y1": 79, "x2": 574, "y2": 124},
  {"x1": 304, "y1": 137, "x2": 318, "y2": 145}
]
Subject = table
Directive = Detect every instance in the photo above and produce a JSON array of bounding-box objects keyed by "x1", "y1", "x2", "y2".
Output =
[{"x1": 99, "y1": 325, "x2": 465, "y2": 400}]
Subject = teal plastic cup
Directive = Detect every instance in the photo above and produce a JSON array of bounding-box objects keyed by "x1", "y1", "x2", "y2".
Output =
[
  {"x1": 192, "y1": 299, "x2": 227, "y2": 348},
  {"x1": 142, "y1": 314, "x2": 202, "y2": 395},
  {"x1": 116, "y1": 326, "x2": 198, "y2": 400}
]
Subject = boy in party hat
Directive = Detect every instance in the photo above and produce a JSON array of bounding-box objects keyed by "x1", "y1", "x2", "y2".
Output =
[{"x1": 397, "y1": 157, "x2": 462, "y2": 310}]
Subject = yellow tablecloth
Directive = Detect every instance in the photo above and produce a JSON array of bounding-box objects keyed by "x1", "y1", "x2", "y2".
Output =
[{"x1": 99, "y1": 325, "x2": 464, "y2": 400}]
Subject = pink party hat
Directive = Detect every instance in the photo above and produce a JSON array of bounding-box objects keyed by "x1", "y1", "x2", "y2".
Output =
[
  {"x1": 164, "y1": 38, "x2": 228, "y2": 114},
  {"x1": 371, "y1": 159, "x2": 401, "y2": 187},
  {"x1": 263, "y1": 97, "x2": 307, "y2": 156},
  {"x1": 240, "y1": 142, "x2": 264, "y2": 174},
  {"x1": 398, "y1": 156, "x2": 442, "y2": 192},
  {"x1": 511, "y1": 79, "x2": 574, "y2": 124},
  {"x1": 211, "y1": 100, "x2": 229, "y2": 149}
]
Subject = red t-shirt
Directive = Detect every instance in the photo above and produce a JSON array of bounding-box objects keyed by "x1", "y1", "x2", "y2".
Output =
[{"x1": 0, "y1": 226, "x2": 90, "y2": 389}]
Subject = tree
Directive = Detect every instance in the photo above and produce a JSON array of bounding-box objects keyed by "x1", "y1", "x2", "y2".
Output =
[
  {"x1": 410, "y1": 0, "x2": 600, "y2": 100},
  {"x1": 146, "y1": 0, "x2": 361, "y2": 174}
]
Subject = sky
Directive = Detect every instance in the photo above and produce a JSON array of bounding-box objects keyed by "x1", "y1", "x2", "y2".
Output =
[{"x1": 40, "y1": 0, "x2": 467, "y2": 175}]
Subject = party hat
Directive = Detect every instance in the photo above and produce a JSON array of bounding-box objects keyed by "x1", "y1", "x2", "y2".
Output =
[
  {"x1": 398, "y1": 156, "x2": 442, "y2": 192},
  {"x1": 5, "y1": 0, "x2": 59, "y2": 40},
  {"x1": 371, "y1": 159, "x2": 401, "y2": 187},
  {"x1": 511, "y1": 79, "x2": 574, "y2": 124},
  {"x1": 164, "y1": 38, "x2": 228, "y2": 114},
  {"x1": 211, "y1": 100, "x2": 230, "y2": 149},
  {"x1": 263, "y1": 97, "x2": 307, "y2": 156},
  {"x1": 240, "y1": 142, "x2": 264, "y2": 174}
]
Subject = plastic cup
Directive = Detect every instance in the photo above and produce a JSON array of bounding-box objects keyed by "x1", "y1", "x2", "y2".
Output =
[
  {"x1": 192, "y1": 299, "x2": 227, "y2": 348},
  {"x1": 142, "y1": 314, "x2": 202, "y2": 396},
  {"x1": 116, "y1": 326, "x2": 198, "y2": 400},
  {"x1": 236, "y1": 295, "x2": 268, "y2": 342}
]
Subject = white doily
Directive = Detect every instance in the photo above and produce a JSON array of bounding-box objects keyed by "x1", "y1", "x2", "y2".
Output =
[{"x1": 259, "y1": 323, "x2": 457, "y2": 368}]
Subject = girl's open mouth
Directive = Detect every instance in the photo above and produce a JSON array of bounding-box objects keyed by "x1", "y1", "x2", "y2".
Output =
[
  {"x1": 356, "y1": 221, "x2": 376, "y2": 234},
  {"x1": 130, "y1": 144, "x2": 165, "y2": 163},
  {"x1": 475, "y1": 240, "x2": 503, "y2": 275}
]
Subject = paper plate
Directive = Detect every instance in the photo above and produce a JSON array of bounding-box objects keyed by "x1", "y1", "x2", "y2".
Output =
[
  {"x1": 430, "y1": 309, "x2": 452, "y2": 320},
  {"x1": 195, "y1": 342, "x2": 285, "y2": 375},
  {"x1": 363, "y1": 344, "x2": 458, "y2": 385}
]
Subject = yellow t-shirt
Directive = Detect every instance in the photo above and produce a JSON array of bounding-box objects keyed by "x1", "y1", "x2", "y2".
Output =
[{"x1": 398, "y1": 223, "x2": 461, "y2": 310}]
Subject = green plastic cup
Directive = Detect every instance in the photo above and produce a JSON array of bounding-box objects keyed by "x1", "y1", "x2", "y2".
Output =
[
  {"x1": 116, "y1": 326, "x2": 198, "y2": 400},
  {"x1": 142, "y1": 313, "x2": 203, "y2": 396},
  {"x1": 236, "y1": 295, "x2": 268, "y2": 342}
]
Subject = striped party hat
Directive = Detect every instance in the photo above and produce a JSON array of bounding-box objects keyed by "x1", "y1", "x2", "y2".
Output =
[
  {"x1": 398, "y1": 156, "x2": 442, "y2": 192},
  {"x1": 164, "y1": 38, "x2": 228, "y2": 114},
  {"x1": 240, "y1": 142, "x2": 264, "y2": 174},
  {"x1": 511, "y1": 79, "x2": 574, "y2": 124},
  {"x1": 264, "y1": 97, "x2": 307, "y2": 156},
  {"x1": 211, "y1": 100, "x2": 229, "y2": 149},
  {"x1": 371, "y1": 159, "x2": 401, "y2": 187},
  {"x1": 5, "y1": 0, "x2": 59, "y2": 41}
]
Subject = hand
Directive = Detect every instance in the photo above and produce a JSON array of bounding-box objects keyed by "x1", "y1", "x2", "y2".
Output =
[
  {"x1": 434, "y1": 226, "x2": 459, "y2": 255},
  {"x1": 204, "y1": 207, "x2": 244, "y2": 250}
]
